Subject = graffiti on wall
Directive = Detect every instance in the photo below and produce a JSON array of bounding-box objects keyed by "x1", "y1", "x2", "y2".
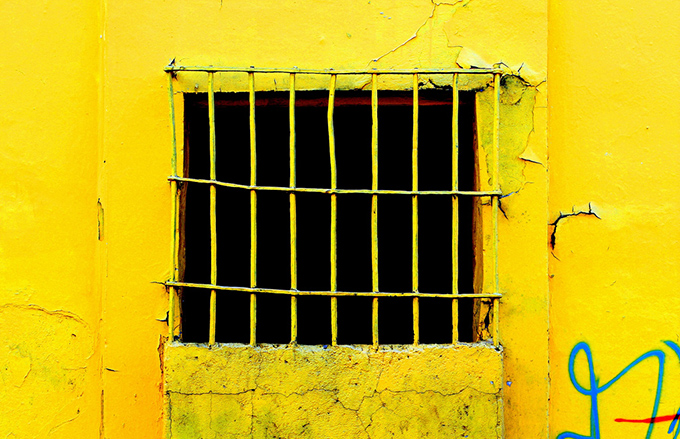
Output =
[{"x1": 558, "y1": 341, "x2": 680, "y2": 439}]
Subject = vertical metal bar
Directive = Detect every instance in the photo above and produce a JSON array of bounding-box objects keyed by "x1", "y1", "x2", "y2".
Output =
[
  {"x1": 169, "y1": 209, "x2": 177, "y2": 340},
  {"x1": 208, "y1": 72, "x2": 218, "y2": 346},
  {"x1": 412, "y1": 73, "x2": 420, "y2": 347},
  {"x1": 372, "y1": 298, "x2": 379, "y2": 347},
  {"x1": 250, "y1": 294, "x2": 256, "y2": 345},
  {"x1": 452, "y1": 73, "x2": 460, "y2": 343},
  {"x1": 168, "y1": 72, "x2": 178, "y2": 340},
  {"x1": 328, "y1": 74, "x2": 338, "y2": 346},
  {"x1": 249, "y1": 72, "x2": 257, "y2": 346},
  {"x1": 371, "y1": 73, "x2": 379, "y2": 347},
  {"x1": 492, "y1": 72, "x2": 501, "y2": 347},
  {"x1": 291, "y1": 294, "x2": 298, "y2": 344},
  {"x1": 289, "y1": 73, "x2": 298, "y2": 344}
]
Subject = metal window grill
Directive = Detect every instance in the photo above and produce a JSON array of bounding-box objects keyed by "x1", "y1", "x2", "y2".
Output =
[{"x1": 164, "y1": 66, "x2": 502, "y2": 347}]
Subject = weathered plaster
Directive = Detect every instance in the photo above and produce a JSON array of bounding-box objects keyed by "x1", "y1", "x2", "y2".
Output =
[
  {"x1": 1, "y1": 0, "x2": 549, "y2": 436},
  {"x1": 479, "y1": 75, "x2": 538, "y2": 196},
  {"x1": 166, "y1": 343, "x2": 503, "y2": 438},
  {"x1": 0, "y1": 305, "x2": 95, "y2": 438},
  {"x1": 163, "y1": 2, "x2": 546, "y2": 437}
]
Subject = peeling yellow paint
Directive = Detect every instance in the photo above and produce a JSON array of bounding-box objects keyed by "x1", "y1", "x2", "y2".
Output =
[
  {"x1": 8, "y1": 0, "x2": 678, "y2": 434},
  {"x1": 1, "y1": 0, "x2": 551, "y2": 436},
  {"x1": 478, "y1": 75, "x2": 538, "y2": 195}
]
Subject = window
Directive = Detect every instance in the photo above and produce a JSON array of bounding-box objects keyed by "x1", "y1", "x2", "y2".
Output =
[{"x1": 165, "y1": 67, "x2": 502, "y2": 347}]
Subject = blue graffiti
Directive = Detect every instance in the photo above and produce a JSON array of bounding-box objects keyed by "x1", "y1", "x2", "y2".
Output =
[
  {"x1": 667, "y1": 407, "x2": 680, "y2": 439},
  {"x1": 558, "y1": 340, "x2": 680, "y2": 439}
]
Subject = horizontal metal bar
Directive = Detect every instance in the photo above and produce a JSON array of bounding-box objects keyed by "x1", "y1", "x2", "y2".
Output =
[
  {"x1": 165, "y1": 281, "x2": 502, "y2": 299},
  {"x1": 165, "y1": 66, "x2": 502, "y2": 75},
  {"x1": 168, "y1": 176, "x2": 501, "y2": 196}
]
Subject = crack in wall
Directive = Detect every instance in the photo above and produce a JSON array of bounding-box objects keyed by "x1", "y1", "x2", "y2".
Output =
[
  {"x1": 47, "y1": 411, "x2": 81, "y2": 437},
  {"x1": 169, "y1": 383, "x2": 500, "y2": 430},
  {"x1": 367, "y1": 1, "x2": 438, "y2": 66},
  {"x1": 166, "y1": 340, "x2": 503, "y2": 437},
  {"x1": 549, "y1": 203, "x2": 601, "y2": 250},
  {"x1": 0, "y1": 303, "x2": 88, "y2": 326},
  {"x1": 157, "y1": 335, "x2": 167, "y2": 394},
  {"x1": 0, "y1": 301, "x2": 94, "y2": 438},
  {"x1": 168, "y1": 386, "x2": 499, "y2": 400},
  {"x1": 362, "y1": 0, "x2": 544, "y2": 90},
  {"x1": 168, "y1": 390, "x2": 256, "y2": 397},
  {"x1": 366, "y1": 0, "x2": 473, "y2": 70},
  {"x1": 168, "y1": 382, "x2": 501, "y2": 438}
]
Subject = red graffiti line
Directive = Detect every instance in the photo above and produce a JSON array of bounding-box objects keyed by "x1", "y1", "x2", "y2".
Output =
[{"x1": 615, "y1": 414, "x2": 679, "y2": 424}]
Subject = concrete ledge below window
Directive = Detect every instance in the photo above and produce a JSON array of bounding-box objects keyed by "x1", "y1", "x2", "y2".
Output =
[{"x1": 165, "y1": 343, "x2": 503, "y2": 438}]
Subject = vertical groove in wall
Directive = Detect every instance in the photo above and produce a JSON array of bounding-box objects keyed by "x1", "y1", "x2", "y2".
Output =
[{"x1": 96, "y1": 0, "x2": 107, "y2": 437}]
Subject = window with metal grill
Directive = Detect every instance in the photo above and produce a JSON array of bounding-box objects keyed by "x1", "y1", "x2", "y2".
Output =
[{"x1": 165, "y1": 68, "x2": 502, "y2": 347}]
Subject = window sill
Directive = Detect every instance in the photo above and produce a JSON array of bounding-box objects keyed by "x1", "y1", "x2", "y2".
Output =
[{"x1": 165, "y1": 343, "x2": 503, "y2": 437}]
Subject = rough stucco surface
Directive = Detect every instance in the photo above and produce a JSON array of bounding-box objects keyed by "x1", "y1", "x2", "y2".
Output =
[
  {"x1": 0, "y1": 305, "x2": 95, "y2": 437},
  {"x1": 166, "y1": 344, "x2": 503, "y2": 438},
  {"x1": 1, "y1": 0, "x2": 548, "y2": 436}
]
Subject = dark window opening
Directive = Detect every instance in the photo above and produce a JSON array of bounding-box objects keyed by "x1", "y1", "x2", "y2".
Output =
[{"x1": 180, "y1": 90, "x2": 478, "y2": 345}]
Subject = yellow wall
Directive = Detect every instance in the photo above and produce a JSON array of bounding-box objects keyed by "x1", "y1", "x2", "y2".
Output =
[
  {"x1": 0, "y1": 1, "x2": 102, "y2": 437},
  {"x1": 12, "y1": 0, "x2": 680, "y2": 437},
  {"x1": 548, "y1": 1, "x2": 680, "y2": 438},
  {"x1": 1, "y1": 0, "x2": 548, "y2": 437}
]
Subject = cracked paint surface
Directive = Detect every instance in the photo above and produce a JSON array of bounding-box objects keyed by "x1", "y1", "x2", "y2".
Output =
[
  {"x1": 549, "y1": 203, "x2": 601, "y2": 250},
  {"x1": 548, "y1": 1, "x2": 680, "y2": 437},
  {"x1": 166, "y1": 344, "x2": 502, "y2": 438},
  {"x1": 1, "y1": 0, "x2": 548, "y2": 436},
  {"x1": 0, "y1": 305, "x2": 95, "y2": 438},
  {"x1": 478, "y1": 75, "x2": 538, "y2": 195},
  {"x1": 164, "y1": 1, "x2": 545, "y2": 438}
]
